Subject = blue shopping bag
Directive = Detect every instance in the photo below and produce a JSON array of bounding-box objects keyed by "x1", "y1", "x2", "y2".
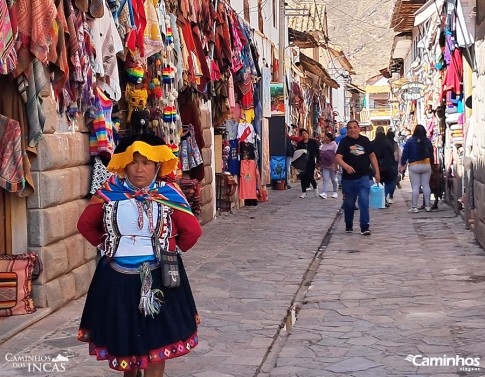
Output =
[
  {"x1": 270, "y1": 156, "x2": 286, "y2": 180},
  {"x1": 369, "y1": 183, "x2": 386, "y2": 209}
]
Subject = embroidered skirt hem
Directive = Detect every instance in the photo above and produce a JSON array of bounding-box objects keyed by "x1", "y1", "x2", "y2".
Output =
[
  {"x1": 78, "y1": 330, "x2": 198, "y2": 371},
  {"x1": 78, "y1": 256, "x2": 199, "y2": 371}
]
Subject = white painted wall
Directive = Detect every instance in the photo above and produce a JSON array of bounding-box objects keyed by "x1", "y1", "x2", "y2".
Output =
[{"x1": 232, "y1": 0, "x2": 280, "y2": 46}]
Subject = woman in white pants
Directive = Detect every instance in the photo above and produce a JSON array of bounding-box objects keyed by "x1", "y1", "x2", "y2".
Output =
[
  {"x1": 399, "y1": 124, "x2": 434, "y2": 213},
  {"x1": 319, "y1": 132, "x2": 338, "y2": 199}
]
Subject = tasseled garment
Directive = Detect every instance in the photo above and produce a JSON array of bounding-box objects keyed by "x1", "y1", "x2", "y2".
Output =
[{"x1": 138, "y1": 261, "x2": 164, "y2": 317}]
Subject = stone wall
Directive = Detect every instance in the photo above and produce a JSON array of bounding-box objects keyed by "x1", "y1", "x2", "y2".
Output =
[
  {"x1": 198, "y1": 101, "x2": 215, "y2": 225},
  {"x1": 473, "y1": 38, "x2": 485, "y2": 249},
  {"x1": 29, "y1": 95, "x2": 97, "y2": 310}
]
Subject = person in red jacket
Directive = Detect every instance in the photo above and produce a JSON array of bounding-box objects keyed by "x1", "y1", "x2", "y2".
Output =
[{"x1": 77, "y1": 134, "x2": 202, "y2": 377}]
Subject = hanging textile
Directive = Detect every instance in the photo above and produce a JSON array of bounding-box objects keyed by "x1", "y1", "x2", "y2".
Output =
[
  {"x1": 0, "y1": 0, "x2": 17, "y2": 74},
  {"x1": 89, "y1": 87, "x2": 115, "y2": 158},
  {"x1": 0, "y1": 114, "x2": 25, "y2": 193},
  {"x1": 180, "y1": 124, "x2": 203, "y2": 171},
  {"x1": 239, "y1": 159, "x2": 257, "y2": 200}
]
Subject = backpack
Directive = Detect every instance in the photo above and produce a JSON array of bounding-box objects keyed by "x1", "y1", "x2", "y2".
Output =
[{"x1": 320, "y1": 149, "x2": 336, "y2": 167}]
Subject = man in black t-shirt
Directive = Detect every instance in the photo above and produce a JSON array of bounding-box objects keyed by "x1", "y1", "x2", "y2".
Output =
[{"x1": 336, "y1": 120, "x2": 380, "y2": 235}]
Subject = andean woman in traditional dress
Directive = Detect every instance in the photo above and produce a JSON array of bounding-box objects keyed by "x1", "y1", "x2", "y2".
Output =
[{"x1": 77, "y1": 134, "x2": 202, "y2": 377}]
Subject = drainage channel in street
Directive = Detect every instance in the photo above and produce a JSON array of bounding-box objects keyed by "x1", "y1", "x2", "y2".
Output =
[{"x1": 253, "y1": 209, "x2": 343, "y2": 377}]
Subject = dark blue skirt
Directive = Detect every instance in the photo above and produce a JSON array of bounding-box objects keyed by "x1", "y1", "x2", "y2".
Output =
[{"x1": 78, "y1": 256, "x2": 199, "y2": 371}]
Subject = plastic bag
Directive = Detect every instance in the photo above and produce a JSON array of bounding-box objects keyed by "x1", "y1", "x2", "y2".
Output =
[{"x1": 369, "y1": 183, "x2": 386, "y2": 209}]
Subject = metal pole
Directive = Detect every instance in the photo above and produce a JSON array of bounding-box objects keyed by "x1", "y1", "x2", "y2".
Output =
[{"x1": 278, "y1": 0, "x2": 285, "y2": 82}]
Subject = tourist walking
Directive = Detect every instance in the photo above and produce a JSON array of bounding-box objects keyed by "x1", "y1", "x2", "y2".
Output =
[
  {"x1": 318, "y1": 132, "x2": 338, "y2": 199},
  {"x1": 400, "y1": 124, "x2": 434, "y2": 213},
  {"x1": 371, "y1": 126, "x2": 397, "y2": 206},
  {"x1": 295, "y1": 128, "x2": 320, "y2": 198},
  {"x1": 336, "y1": 120, "x2": 380, "y2": 235}
]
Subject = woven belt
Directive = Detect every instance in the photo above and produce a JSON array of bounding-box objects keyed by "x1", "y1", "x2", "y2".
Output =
[{"x1": 109, "y1": 260, "x2": 159, "y2": 274}]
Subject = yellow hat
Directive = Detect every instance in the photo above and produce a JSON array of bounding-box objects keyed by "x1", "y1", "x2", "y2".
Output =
[{"x1": 107, "y1": 134, "x2": 178, "y2": 177}]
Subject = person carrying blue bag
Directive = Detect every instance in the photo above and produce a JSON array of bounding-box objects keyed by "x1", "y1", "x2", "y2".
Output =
[
  {"x1": 336, "y1": 120, "x2": 380, "y2": 235},
  {"x1": 371, "y1": 126, "x2": 398, "y2": 207}
]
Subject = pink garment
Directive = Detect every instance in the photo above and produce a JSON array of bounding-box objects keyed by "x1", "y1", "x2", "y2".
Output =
[
  {"x1": 228, "y1": 72, "x2": 236, "y2": 108},
  {"x1": 239, "y1": 160, "x2": 258, "y2": 200},
  {"x1": 0, "y1": 115, "x2": 25, "y2": 193}
]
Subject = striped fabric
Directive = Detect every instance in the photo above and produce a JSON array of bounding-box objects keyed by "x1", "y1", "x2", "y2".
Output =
[
  {"x1": 89, "y1": 86, "x2": 114, "y2": 157},
  {"x1": 96, "y1": 176, "x2": 194, "y2": 216},
  {"x1": 0, "y1": 272, "x2": 17, "y2": 310},
  {"x1": 15, "y1": 0, "x2": 57, "y2": 64},
  {"x1": 0, "y1": 0, "x2": 16, "y2": 74}
]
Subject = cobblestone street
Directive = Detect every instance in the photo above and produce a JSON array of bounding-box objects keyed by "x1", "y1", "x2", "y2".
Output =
[{"x1": 1, "y1": 180, "x2": 485, "y2": 377}]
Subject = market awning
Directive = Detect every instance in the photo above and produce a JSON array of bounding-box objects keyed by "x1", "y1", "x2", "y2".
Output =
[
  {"x1": 327, "y1": 43, "x2": 355, "y2": 75},
  {"x1": 288, "y1": 28, "x2": 319, "y2": 49},
  {"x1": 299, "y1": 53, "x2": 339, "y2": 89},
  {"x1": 346, "y1": 82, "x2": 365, "y2": 94},
  {"x1": 414, "y1": 0, "x2": 444, "y2": 26}
]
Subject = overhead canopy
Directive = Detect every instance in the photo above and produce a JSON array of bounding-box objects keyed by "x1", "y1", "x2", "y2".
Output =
[
  {"x1": 288, "y1": 28, "x2": 319, "y2": 49},
  {"x1": 299, "y1": 53, "x2": 339, "y2": 89},
  {"x1": 287, "y1": 0, "x2": 327, "y2": 38},
  {"x1": 327, "y1": 43, "x2": 355, "y2": 75},
  {"x1": 390, "y1": 0, "x2": 427, "y2": 32},
  {"x1": 414, "y1": 0, "x2": 444, "y2": 26},
  {"x1": 346, "y1": 82, "x2": 365, "y2": 94}
]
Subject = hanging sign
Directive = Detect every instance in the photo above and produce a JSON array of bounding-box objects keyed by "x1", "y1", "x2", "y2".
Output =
[{"x1": 400, "y1": 82, "x2": 426, "y2": 101}]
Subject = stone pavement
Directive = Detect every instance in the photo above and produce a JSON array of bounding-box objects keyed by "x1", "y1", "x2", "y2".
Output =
[{"x1": 1, "y1": 179, "x2": 485, "y2": 377}]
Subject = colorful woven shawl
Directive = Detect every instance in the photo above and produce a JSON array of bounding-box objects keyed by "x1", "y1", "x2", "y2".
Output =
[
  {"x1": 96, "y1": 175, "x2": 194, "y2": 216},
  {"x1": 0, "y1": 0, "x2": 16, "y2": 74},
  {"x1": 0, "y1": 115, "x2": 25, "y2": 193}
]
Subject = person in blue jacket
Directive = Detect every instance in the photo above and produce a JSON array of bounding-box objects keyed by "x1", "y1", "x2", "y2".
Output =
[
  {"x1": 400, "y1": 124, "x2": 434, "y2": 213},
  {"x1": 335, "y1": 127, "x2": 347, "y2": 144}
]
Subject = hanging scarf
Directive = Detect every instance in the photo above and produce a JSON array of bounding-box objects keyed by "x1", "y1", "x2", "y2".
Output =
[
  {"x1": 0, "y1": 0, "x2": 16, "y2": 74},
  {"x1": 96, "y1": 175, "x2": 194, "y2": 216}
]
